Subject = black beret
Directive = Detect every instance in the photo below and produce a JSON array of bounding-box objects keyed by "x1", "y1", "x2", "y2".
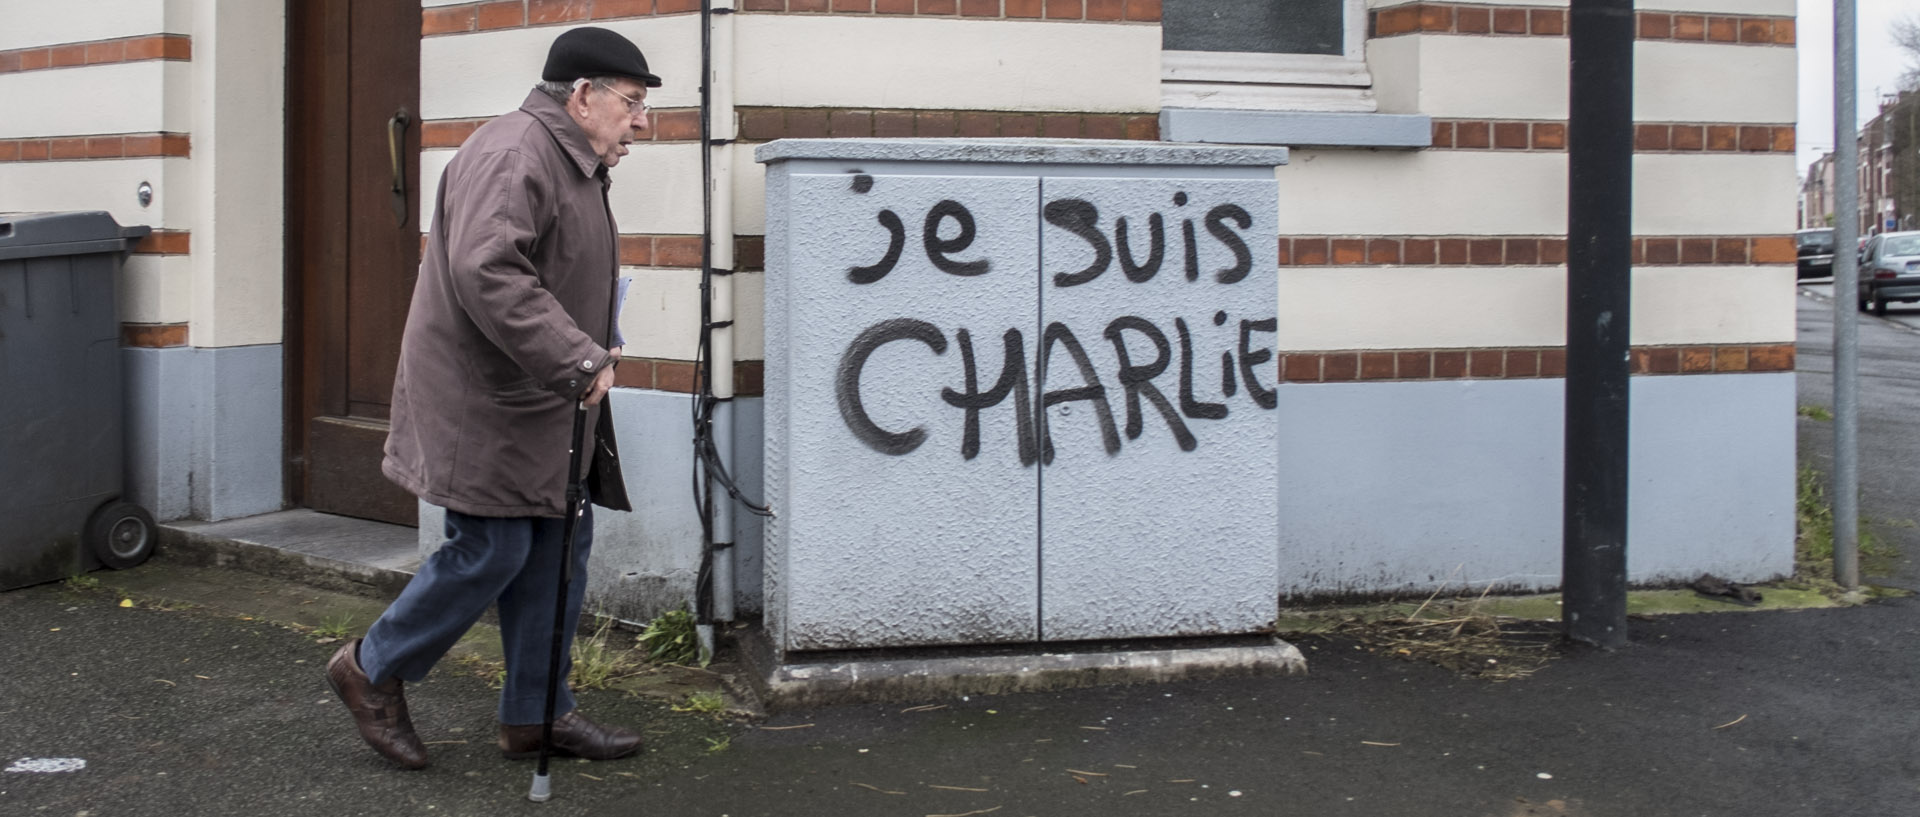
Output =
[{"x1": 542, "y1": 27, "x2": 662, "y2": 88}]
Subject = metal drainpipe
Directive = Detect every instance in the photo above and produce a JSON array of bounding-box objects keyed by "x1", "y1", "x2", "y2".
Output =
[{"x1": 706, "y1": 0, "x2": 740, "y2": 624}]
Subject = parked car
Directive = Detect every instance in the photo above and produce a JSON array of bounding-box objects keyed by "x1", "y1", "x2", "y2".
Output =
[
  {"x1": 1795, "y1": 228, "x2": 1835, "y2": 279},
  {"x1": 1856, "y1": 231, "x2": 1920, "y2": 315}
]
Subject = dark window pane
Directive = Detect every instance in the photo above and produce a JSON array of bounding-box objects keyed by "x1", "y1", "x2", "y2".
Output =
[{"x1": 1163, "y1": 0, "x2": 1344, "y2": 56}]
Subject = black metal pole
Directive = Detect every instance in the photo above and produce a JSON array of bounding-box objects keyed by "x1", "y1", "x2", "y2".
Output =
[
  {"x1": 1562, "y1": 0, "x2": 1634, "y2": 648},
  {"x1": 529, "y1": 401, "x2": 588, "y2": 802}
]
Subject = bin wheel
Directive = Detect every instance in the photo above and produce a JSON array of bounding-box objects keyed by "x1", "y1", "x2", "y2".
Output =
[{"x1": 86, "y1": 501, "x2": 156, "y2": 570}]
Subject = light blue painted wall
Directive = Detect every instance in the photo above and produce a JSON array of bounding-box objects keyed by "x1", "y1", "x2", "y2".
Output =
[
  {"x1": 124, "y1": 345, "x2": 285, "y2": 523},
  {"x1": 1275, "y1": 373, "x2": 1797, "y2": 598}
]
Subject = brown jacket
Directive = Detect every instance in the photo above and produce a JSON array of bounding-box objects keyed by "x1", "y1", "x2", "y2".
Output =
[{"x1": 383, "y1": 90, "x2": 625, "y2": 518}]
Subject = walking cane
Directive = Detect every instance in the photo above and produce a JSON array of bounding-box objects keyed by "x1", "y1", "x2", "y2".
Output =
[{"x1": 529, "y1": 400, "x2": 588, "y2": 803}]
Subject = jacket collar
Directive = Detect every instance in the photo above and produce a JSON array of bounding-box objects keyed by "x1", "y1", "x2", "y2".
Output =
[{"x1": 520, "y1": 89, "x2": 603, "y2": 179}]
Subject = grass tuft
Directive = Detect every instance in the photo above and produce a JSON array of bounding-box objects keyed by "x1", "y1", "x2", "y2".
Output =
[
  {"x1": 1798, "y1": 404, "x2": 1834, "y2": 421},
  {"x1": 315, "y1": 613, "x2": 354, "y2": 640},
  {"x1": 673, "y1": 690, "x2": 727, "y2": 716},
  {"x1": 571, "y1": 615, "x2": 645, "y2": 690},
  {"x1": 636, "y1": 606, "x2": 708, "y2": 667},
  {"x1": 1792, "y1": 465, "x2": 1893, "y2": 593}
]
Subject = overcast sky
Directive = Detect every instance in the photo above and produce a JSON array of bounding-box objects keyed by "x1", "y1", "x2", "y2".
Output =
[{"x1": 1798, "y1": 0, "x2": 1919, "y2": 175}]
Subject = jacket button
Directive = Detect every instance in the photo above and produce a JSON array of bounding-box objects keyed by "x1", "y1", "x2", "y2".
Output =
[
  {"x1": 581, "y1": 359, "x2": 595, "y2": 371},
  {"x1": 569, "y1": 379, "x2": 579, "y2": 390}
]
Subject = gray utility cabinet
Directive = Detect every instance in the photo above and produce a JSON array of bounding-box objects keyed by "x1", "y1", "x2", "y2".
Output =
[
  {"x1": 760, "y1": 139, "x2": 1288, "y2": 657},
  {"x1": 0, "y1": 211, "x2": 157, "y2": 590}
]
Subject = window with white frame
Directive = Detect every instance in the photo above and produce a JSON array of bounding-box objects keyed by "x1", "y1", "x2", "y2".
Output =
[{"x1": 1161, "y1": 0, "x2": 1375, "y2": 113}]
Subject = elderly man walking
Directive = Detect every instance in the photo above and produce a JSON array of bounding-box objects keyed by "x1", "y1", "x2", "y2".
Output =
[{"x1": 324, "y1": 27, "x2": 656, "y2": 771}]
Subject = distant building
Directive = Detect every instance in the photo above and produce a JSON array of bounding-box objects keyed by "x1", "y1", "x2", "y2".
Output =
[{"x1": 1806, "y1": 91, "x2": 1920, "y2": 234}]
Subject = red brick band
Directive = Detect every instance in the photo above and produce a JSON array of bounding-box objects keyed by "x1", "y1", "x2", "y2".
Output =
[
  {"x1": 738, "y1": 107, "x2": 1159, "y2": 141},
  {"x1": 1280, "y1": 235, "x2": 1794, "y2": 267},
  {"x1": 133, "y1": 230, "x2": 191, "y2": 256},
  {"x1": 0, "y1": 133, "x2": 191, "y2": 163},
  {"x1": 1431, "y1": 120, "x2": 1794, "y2": 154},
  {"x1": 613, "y1": 357, "x2": 765, "y2": 395},
  {"x1": 1279, "y1": 344, "x2": 1793, "y2": 384},
  {"x1": 418, "y1": 233, "x2": 762, "y2": 269},
  {"x1": 613, "y1": 235, "x2": 765, "y2": 269},
  {"x1": 1371, "y1": 4, "x2": 1792, "y2": 46},
  {"x1": 423, "y1": 111, "x2": 701, "y2": 147},
  {"x1": 122, "y1": 323, "x2": 190, "y2": 348},
  {"x1": 425, "y1": 0, "x2": 1158, "y2": 33},
  {"x1": 423, "y1": 108, "x2": 1159, "y2": 146},
  {"x1": 0, "y1": 35, "x2": 192, "y2": 74}
]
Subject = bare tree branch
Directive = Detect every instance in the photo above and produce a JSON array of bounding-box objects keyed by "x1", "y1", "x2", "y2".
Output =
[{"x1": 1895, "y1": 12, "x2": 1920, "y2": 92}]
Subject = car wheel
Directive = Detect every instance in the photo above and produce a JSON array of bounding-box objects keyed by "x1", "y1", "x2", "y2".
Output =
[{"x1": 1874, "y1": 293, "x2": 1889, "y2": 316}]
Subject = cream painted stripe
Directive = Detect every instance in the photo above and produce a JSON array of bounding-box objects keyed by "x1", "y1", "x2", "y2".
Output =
[
  {"x1": 0, "y1": 0, "x2": 177, "y2": 50},
  {"x1": 1635, "y1": 153, "x2": 1798, "y2": 237},
  {"x1": 1368, "y1": 35, "x2": 1796, "y2": 123},
  {"x1": 1636, "y1": 41, "x2": 1798, "y2": 124},
  {"x1": 421, "y1": 16, "x2": 701, "y2": 120},
  {"x1": 423, "y1": 143, "x2": 707, "y2": 235},
  {"x1": 0, "y1": 62, "x2": 192, "y2": 139},
  {"x1": 1364, "y1": 0, "x2": 1796, "y2": 17},
  {"x1": 1273, "y1": 150, "x2": 1794, "y2": 237},
  {"x1": 734, "y1": 16, "x2": 1161, "y2": 111},
  {"x1": 609, "y1": 143, "x2": 705, "y2": 235},
  {"x1": 617, "y1": 266, "x2": 704, "y2": 361},
  {"x1": 732, "y1": 146, "x2": 767, "y2": 236},
  {"x1": 1277, "y1": 265, "x2": 1794, "y2": 350},
  {"x1": 0, "y1": 157, "x2": 191, "y2": 229},
  {"x1": 119, "y1": 254, "x2": 192, "y2": 325},
  {"x1": 614, "y1": 267, "x2": 766, "y2": 362}
]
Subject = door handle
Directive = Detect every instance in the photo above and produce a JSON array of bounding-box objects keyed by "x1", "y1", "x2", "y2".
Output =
[{"x1": 388, "y1": 107, "x2": 411, "y2": 227}]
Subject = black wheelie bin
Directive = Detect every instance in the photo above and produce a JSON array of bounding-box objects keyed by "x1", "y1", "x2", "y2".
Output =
[{"x1": 0, "y1": 211, "x2": 156, "y2": 590}]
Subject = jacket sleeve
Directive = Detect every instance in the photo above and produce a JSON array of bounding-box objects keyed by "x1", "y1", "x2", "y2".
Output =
[{"x1": 443, "y1": 147, "x2": 611, "y2": 399}]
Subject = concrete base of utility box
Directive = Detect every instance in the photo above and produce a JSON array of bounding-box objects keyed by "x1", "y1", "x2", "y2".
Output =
[{"x1": 732, "y1": 624, "x2": 1306, "y2": 711}]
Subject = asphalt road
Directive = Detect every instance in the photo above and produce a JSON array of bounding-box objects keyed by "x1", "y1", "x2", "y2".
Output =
[
  {"x1": 4, "y1": 290, "x2": 1919, "y2": 817},
  {"x1": 1798, "y1": 279, "x2": 1920, "y2": 334}
]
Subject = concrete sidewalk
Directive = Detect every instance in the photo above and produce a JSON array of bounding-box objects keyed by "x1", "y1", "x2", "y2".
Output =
[{"x1": 3, "y1": 289, "x2": 1916, "y2": 816}]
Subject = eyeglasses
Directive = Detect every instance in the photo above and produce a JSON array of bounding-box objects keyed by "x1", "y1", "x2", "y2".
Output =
[{"x1": 596, "y1": 82, "x2": 652, "y2": 117}]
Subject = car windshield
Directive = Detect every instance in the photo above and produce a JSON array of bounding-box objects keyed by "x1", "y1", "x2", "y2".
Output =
[
  {"x1": 1882, "y1": 236, "x2": 1920, "y2": 257},
  {"x1": 1798, "y1": 231, "x2": 1835, "y2": 252}
]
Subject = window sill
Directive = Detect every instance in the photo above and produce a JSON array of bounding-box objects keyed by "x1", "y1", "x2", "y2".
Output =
[{"x1": 1159, "y1": 109, "x2": 1433, "y2": 150}]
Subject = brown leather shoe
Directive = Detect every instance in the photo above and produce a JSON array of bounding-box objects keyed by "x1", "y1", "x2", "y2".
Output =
[
  {"x1": 326, "y1": 638, "x2": 430, "y2": 770},
  {"x1": 500, "y1": 711, "x2": 642, "y2": 761}
]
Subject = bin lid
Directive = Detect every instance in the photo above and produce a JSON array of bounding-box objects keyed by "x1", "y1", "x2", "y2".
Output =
[{"x1": 0, "y1": 211, "x2": 152, "y2": 262}]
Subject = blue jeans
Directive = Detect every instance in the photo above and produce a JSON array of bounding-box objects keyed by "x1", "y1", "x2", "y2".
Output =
[{"x1": 358, "y1": 503, "x2": 593, "y2": 725}]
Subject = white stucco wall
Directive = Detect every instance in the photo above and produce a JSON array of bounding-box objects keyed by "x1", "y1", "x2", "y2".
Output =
[
  {"x1": 187, "y1": 0, "x2": 284, "y2": 348},
  {"x1": 1277, "y1": 265, "x2": 1796, "y2": 351},
  {"x1": 1369, "y1": 35, "x2": 1797, "y2": 123}
]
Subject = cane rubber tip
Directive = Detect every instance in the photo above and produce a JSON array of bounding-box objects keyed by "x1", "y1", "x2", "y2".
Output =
[{"x1": 529, "y1": 773, "x2": 552, "y2": 802}]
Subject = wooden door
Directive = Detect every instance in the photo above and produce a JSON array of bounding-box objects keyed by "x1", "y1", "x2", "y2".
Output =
[{"x1": 287, "y1": 0, "x2": 421, "y2": 525}]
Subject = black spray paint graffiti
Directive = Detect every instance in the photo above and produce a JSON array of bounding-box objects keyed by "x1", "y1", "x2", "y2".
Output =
[
  {"x1": 831, "y1": 180, "x2": 1274, "y2": 462},
  {"x1": 834, "y1": 315, "x2": 1277, "y2": 464},
  {"x1": 1043, "y1": 193, "x2": 1255, "y2": 286}
]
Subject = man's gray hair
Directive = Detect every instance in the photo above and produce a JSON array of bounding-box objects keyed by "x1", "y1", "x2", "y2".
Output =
[{"x1": 536, "y1": 77, "x2": 612, "y2": 104}]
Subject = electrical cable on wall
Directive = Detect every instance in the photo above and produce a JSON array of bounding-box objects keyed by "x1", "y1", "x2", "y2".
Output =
[{"x1": 690, "y1": 0, "x2": 772, "y2": 631}]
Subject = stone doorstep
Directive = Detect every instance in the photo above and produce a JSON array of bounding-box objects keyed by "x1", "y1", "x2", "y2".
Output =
[
  {"x1": 732, "y1": 626, "x2": 1308, "y2": 712},
  {"x1": 157, "y1": 508, "x2": 421, "y2": 601}
]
